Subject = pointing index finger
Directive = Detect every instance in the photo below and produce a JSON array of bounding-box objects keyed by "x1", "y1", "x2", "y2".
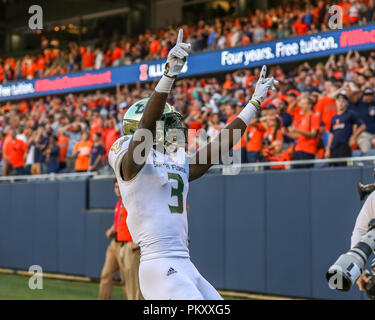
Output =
[
  {"x1": 259, "y1": 65, "x2": 267, "y2": 81},
  {"x1": 177, "y1": 28, "x2": 183, "y2": 44}
]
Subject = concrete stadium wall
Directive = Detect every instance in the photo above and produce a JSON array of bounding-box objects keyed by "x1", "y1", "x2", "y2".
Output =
[{"x1": 0, "y1": 167, "x2": 373, "y2": 299}]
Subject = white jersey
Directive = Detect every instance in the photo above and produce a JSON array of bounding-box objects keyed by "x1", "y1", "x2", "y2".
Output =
[
  {"x1": 108, "y1": 135, "x2": 190, "y2": 262},
  {"x1": 351, "y1": 191, "x2": 375, "y2": 248}
]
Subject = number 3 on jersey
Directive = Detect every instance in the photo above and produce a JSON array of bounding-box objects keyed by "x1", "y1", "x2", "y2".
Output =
[{"x1": 168, "y1": 172, "x2": 184, "y2": 214}]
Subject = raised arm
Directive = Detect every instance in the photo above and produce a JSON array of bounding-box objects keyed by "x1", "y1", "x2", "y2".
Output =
[
  {"x1": 188, "y1": 65, "x2": 278, "y2": 181},
  {"x1": 121, "y1": 29, "x2": 190, "y2": 181}
]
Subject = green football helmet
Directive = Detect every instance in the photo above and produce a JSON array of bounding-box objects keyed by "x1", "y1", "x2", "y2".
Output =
[{"x1": 122, "y1": 98, "x2": 187, "y2": 144}]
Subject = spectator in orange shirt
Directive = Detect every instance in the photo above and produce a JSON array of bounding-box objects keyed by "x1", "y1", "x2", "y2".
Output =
[
  {"x1": 19, "y1": 100, "x2": 29, "y2": 114},
  {"x1": 244, "y1": 70, "x2": 256, "y2": 88},
  {"x1": 1, "y1": 126, "x2": 12, "y2": 176},
  {"x1": 112, "y1": 43, "x2": 123, "y2": 65},
  {"x1": 90, "y1": 111, "x2": 102, "y2": 141},
  {"x1": 292, "y1": 15, "x2": 309, "y2": 35},
  {"x1": 104, "y1": 49, "x2": 112, "y2": 67},
  {"x1": 262, "y1": 108, "x2": 284, "y2": 146},
  {"x1": 149, "y1": 36, "x2": 161, "y2": 56},
  {"x1": 245, "y1": 117, "x2": 265, "y2": 163},
  {"x1": 82, "y1": 46, "x2": 95, "y2": 70},
  {"x1": 36, "y1": 54, "x2": 46, "y2": 77},
  {"x1": 73, "y1": 131, "x2": 93, "y2": 172},
  {"x1": 315, "y1": 81, "x2": 338, "y2": 142},
  {"x1": 2, "y1": 129, "x2": 28, "y2": 175},
  {"x1": 57, "y1": 128, "x2": 69, "y2": 171},
  {"x1": 103, "y1": 119, "x2": 121, "y2": 155},
  {"x1": 348, "y1": 0, "x2": 361, "y2": 25},
  {"x1": 286, "y1": 90, "x2": 303, "y2": 122},
  {"x1": 263, "y1": 141, "x2": 294, "y2": 170},
  {"x1": 339, "y1": 0, "x2": 351, "y2": 25},
  {"x1": 286, "y1": 96, "x2": 320, "y2": 168},
  {"x1": 22, "y1": 56, "x2": 37, "y2": 80},
  {"x1": 0, "y1": 65, "x2": 4, "y2": 83},
  {"x1": 223, "y1": 74, "x2": 234, "y2": 89}
]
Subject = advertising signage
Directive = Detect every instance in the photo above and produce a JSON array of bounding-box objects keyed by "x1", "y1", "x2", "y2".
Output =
[{"x1": 1, "y1": 24, "x2": 375, "y2": 101}]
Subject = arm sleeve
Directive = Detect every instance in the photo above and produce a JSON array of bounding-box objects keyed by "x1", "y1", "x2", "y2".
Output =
[{"x1": 351, "y1": 192, "x2": 375, "y2": 248}]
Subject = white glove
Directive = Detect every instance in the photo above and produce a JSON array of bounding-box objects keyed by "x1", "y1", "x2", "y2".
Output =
[
  {"x1": 250, "y1": 65, "x2": 279, "y2": 107},
  {"x1": 164, "y1": 29, "x2": 191, "y2": 78},
  {"x1": 155, "y1": 29, "x2": 191, "y2": 93},
  {"x1": 238, "y1": 65, "x2": 279, "y2": 125}
]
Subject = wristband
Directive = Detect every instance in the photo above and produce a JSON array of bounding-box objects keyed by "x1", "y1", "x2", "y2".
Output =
[
  {"x1": 249, "y1": 99, "x2": 260, "y2": 107},
  {"x1": 155, "y1": 75, "x2": 175, "y2": 93},
  {"x1": 237, "y1": 101, "x2": 259, "y2": 126}
]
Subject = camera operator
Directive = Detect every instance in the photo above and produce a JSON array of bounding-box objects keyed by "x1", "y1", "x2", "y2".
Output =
[{"x1": 351, "y1": 191, "x2": 375, "y2": 291}]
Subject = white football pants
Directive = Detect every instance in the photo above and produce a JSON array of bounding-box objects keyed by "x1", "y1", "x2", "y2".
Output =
[{"x1": 139, "y1": 257, "x2": 223, "y2": 300}]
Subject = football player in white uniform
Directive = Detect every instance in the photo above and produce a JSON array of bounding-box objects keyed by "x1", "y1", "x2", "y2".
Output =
[{"x1": 108, "y1": 29, "x2": 278, "y2": 299}]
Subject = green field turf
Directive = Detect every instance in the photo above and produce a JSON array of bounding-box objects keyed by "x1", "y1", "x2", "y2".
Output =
[{"x1": 0, "y1": 274, "x2": 249, "y2": 300}]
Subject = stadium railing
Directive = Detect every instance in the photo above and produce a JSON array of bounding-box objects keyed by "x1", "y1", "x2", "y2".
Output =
[
  {"x1": 0, "y1": 171, "x2": 97, "y2": 182},
  {"x1": 212, "y1": 155, "x2": 375, "y2": 175},
  {"x1": 1, "y1": 155, "x2": 375, "y2": 182}
]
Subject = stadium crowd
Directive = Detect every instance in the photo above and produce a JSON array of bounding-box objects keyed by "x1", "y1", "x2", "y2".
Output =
[
  {"x1": 1, "y1": 48, "x2": 375, "y2": 175},
  {"x1": 1, "y1": 0, "x2": 375, "y2": 83}
]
